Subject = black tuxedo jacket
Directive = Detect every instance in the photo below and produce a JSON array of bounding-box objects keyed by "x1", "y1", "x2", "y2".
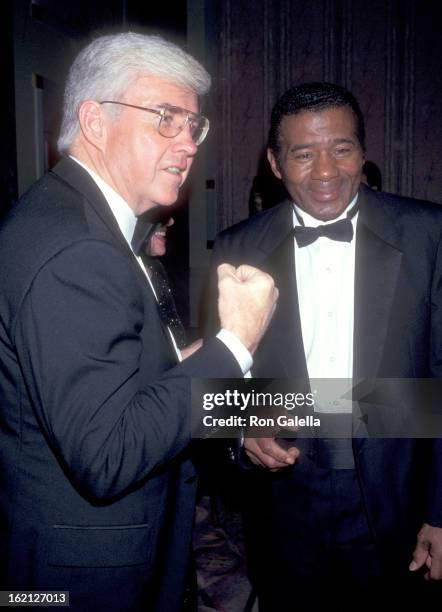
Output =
[
  {"x1": 209, "y1": 185, "x2": 442, "y2": 567},
  {"x1": 0, "y1": 158, "x2": 242, "y2": 610}
]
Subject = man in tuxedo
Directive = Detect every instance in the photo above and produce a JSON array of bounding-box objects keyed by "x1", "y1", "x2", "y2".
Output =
[
  {"x1": 0, "y1": 33, "x2": 278, "y2": 610},
  {"x1": 209, "y1": 82, "x2": 442, "y2": 607}
]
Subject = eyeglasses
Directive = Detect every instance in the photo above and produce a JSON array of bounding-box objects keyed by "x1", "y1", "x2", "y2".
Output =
[{"x1": 99, "y1": 100, "x2": 209, "y2": 145}]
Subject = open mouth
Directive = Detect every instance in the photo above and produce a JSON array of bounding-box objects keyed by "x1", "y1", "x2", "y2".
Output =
[{"x1": 164, "y1": 166, "x2": 185, "y2": 176}]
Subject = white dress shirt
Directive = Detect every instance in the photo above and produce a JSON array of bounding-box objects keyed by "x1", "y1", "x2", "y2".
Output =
[
  {"x1": 69, "y1": 156, "x2": 252, "y2": 373},
  {"x1": 293, "y1": 196, "x2": 358, "y2": 412}
]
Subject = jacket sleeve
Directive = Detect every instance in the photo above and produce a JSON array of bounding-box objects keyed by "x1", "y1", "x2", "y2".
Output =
[{"x1": 14, "y1": 239, "x2": 242, "y2": 501}]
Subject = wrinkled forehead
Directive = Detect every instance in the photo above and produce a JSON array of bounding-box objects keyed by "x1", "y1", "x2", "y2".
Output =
[{"x1": 124, "y1": 74, "x2": 199, "y2": 111}]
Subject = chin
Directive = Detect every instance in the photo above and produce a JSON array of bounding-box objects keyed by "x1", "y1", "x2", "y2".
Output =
[
  {"x1": 159, "y1": 191, "x2": 181, "y2": 207},
  {"x1": 308, "y1": 209, "x2": 340, "y2": 221},
  {"x1": 310, "y1": 202, "x2": 348, "y2": 221}
]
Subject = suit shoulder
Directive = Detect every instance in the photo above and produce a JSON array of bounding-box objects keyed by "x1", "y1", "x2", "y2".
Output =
[
  {"x1": 0, "y1": 170, "x2": 127, "y2": 316},
  {"x1": 216, "y1": 202, "x2": 291, "y2": 247},
  {"x1": 374, "y1": 189, "x2": 442, "y2": 220},
  {"x1": 3, "y1": 170, "x2": 89, "y2": 241},
  {"x1": 365, "y1": 188, "x2": 442, "y2": 247}
]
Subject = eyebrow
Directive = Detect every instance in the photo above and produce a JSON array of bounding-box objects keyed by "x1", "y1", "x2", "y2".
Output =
[
  {"x1": 289, "y1": 138, "x2": 357, "y2": 151},
  {"x1": 146, "y1": 102, "x2": 200, "y2": 115},
  {"x1": 140, "y1": 101, "x2": 168, "y2": 109},
  {"x1": 138, "y1": 101, "x2": 171, "y2": 110}
]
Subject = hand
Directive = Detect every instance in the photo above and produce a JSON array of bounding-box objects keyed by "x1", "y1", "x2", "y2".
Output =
[
  {"x1": 217, "y1": 263, "x2": 278, "y2": 354},
  {"x1": 244, "y1": 402, "x2": 300, "y2": 471},
  {"x1": 409, "y1": 523, "x2": 442, "y2": 580},
  {"x1": 244, "y1": 437, "x2": 300, "y2": 471},
  {"x1": 181, "y1": 338, "x2": 203, "y2": 360}
]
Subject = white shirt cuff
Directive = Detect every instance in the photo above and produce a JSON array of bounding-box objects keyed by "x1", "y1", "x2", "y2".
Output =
[{"x1": 216, "y1": 329, "x2": 253, "y2": 376}]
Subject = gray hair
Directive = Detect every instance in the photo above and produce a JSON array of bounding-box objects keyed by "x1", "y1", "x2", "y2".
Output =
[{"x1": 57, "y1": 32, "x2": 211, "y2": 153}]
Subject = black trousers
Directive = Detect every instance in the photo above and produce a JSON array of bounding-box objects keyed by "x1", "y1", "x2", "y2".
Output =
[{"x1": 241, "y1": 468, "x2": 440, "y2": 610}]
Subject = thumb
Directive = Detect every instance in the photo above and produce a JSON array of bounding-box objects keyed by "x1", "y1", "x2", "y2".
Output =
[
  {"x1": 409, "y1": 543, "x2": 430, "y2": 571},
  {"x1": 217, "y1": 263, "x2": 236, "y2": 281}
]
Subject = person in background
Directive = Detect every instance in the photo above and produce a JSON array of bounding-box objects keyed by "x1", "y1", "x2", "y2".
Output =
[
  {"x1": 147, "y1": 215, "x2": 203, "y2": 360},
  {"x1": 248, "y1": 150, "x2": 288, "y2": 215},
  {"x1": 361, "y1": 159, "x2": 382, "y2": 190},
  {"x1": 148, "y1": 216, "x2": 174, "y2": 257}
]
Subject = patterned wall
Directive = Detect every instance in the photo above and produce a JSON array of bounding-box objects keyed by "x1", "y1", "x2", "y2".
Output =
[{"x1": 212, "y1": 0, "x2": 442, "y2": 229}]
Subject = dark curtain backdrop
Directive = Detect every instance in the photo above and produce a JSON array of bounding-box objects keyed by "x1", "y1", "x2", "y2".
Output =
[{"x1": 211, "y1": 0, "x2": 442, "y2": 229}]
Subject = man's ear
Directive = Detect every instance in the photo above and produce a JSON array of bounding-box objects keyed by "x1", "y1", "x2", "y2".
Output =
[
  {"x1": 78, "y1": 100, "x2": 107, "y2": 150},
  {"x1": 267, "y1": 148, "x2": 282, "y2": 180}
]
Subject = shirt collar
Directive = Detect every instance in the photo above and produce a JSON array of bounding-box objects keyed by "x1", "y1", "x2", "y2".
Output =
[
  {"x1": 69, "y1": 155, "x2": 137, "y2": 247},
  {"x1": 293, "y1": 192, "x2": 359, "y2": 227}
]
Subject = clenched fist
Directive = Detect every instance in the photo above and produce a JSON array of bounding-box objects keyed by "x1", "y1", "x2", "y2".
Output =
[{"x1": 217, "y1": 263, "x2": 278, "y2": 354}]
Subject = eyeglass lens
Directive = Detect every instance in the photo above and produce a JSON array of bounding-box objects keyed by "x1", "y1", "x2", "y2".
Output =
[{"x1": 159, "y1": 107, "x2": 208, "y2": 145}]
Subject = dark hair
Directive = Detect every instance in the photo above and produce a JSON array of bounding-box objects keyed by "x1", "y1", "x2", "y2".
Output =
[
  {"x1": 268, "y1": 81, "x2": 366, "y2": 154},
  {"x1": 362, "y1": 160, "x2": 382, "y2": 190}
]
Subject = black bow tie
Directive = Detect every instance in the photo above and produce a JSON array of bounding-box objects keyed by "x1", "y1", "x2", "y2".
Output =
[
  {"x1": 293, "y1": 202, "x2": 359, "y2": 248},
  {"x1": 293, "y1": 218, "x2": 354, "y2": 248}
]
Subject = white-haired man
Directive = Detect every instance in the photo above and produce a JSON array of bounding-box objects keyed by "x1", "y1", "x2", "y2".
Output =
[{"x1": 0, "y1": 33, "x2": 277, "y2": 611}]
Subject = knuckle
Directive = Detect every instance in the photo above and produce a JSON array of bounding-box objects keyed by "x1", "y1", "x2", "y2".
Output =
[
  {"x1": 263, "y1": 271, "x2": 275, "y2": 287},
  {"x1": 218, "y1": 276, "x2": 232, "y2": 291},
  {"x1": 265, "y1": 457, "x2": 282, "y2": 469},
  {"x1": 244, "y1": 439, "x2": 256, "y2": 451}
]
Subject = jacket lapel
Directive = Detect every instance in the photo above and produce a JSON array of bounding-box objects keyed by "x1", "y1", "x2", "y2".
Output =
[
  {"x1": 353, "y1": 186, "x2": 403, "y2": 380},
  {"x1": 252, "y1": 202, "x2": 309, "y2": 379},
  {"x1": 51, "y1": 157, "x2": 179, "y2": 362}
]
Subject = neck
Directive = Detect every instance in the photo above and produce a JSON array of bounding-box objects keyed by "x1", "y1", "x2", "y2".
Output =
[{"x1": 70, "y1": 140, "x2": 107, "y2": 184}]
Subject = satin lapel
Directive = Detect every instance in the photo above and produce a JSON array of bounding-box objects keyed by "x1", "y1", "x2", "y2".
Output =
[
  {"x1": 253, "y1": 204, "x2": 309, "y2": 379},
  {"x1": 353, "y1": 186, "x2": 403, "y2": 380}
]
